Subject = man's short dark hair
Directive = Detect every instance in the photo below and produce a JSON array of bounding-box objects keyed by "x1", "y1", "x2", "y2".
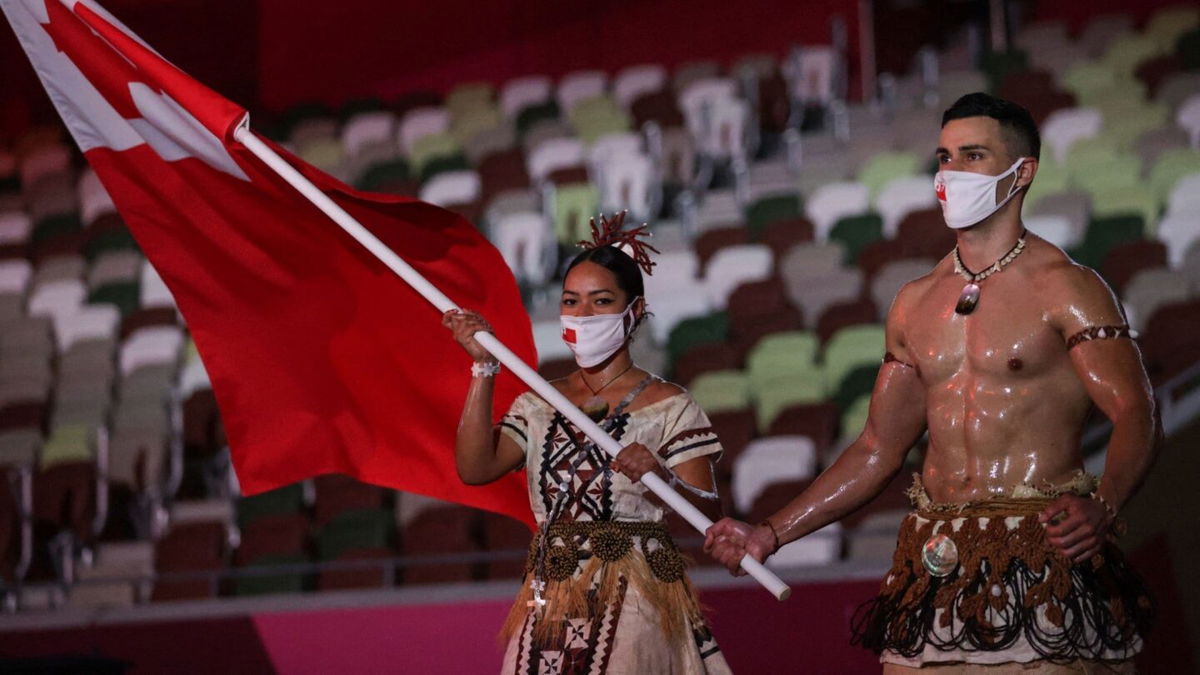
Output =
[{"x1": 942, "y1": 92, "x2": 1041, "y2": 161}]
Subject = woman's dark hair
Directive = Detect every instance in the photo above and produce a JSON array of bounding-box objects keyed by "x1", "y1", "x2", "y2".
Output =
[
  {"x1": 564, "y1": 245, "x2": 644, "y2": 304},
  {"x1": 942, "y1": 92, "x2": 1041, "y2": 160}
]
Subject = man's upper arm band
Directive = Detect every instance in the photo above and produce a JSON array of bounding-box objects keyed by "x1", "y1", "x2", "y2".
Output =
[{"x1": 1066, "y1": 324, "x2": 1138, "y2": 350}]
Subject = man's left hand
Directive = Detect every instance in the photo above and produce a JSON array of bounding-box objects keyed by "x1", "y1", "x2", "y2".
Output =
[{"x1": 1039, "y1": 494, "x2": 1109, "y2": 564}]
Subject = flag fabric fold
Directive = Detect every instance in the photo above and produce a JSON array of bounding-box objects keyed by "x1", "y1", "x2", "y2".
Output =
[{"x1": 2, "y1": 0, "x2": 538, "y2": 527}]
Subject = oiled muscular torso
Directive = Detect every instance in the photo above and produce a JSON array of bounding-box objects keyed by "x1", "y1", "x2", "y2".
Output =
[{"x1": 899, "y1": 246, "x2": 1095, "y2": 503}]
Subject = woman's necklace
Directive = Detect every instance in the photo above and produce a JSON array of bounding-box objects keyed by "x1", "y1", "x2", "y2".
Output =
[
  {"x1": 952, "y1": 230, "x2": 1027, "y2": 315},
  {"x1": 579, "y1": 363, "x2": 634, "y2": 422}
]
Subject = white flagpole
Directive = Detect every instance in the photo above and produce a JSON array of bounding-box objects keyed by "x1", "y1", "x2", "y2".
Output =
[{"x1": 233, "y1": 124, "x2": 790, "y2": 601}]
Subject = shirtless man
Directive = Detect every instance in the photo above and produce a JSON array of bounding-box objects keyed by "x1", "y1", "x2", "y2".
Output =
[{"x1": 704, "y1": 93, "x2": 1157, "y2": 671}]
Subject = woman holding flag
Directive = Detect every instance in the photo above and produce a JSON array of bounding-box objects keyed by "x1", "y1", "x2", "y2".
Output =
[{"x1": 443, "y1": 213, "x2": 732, "y2": 673}]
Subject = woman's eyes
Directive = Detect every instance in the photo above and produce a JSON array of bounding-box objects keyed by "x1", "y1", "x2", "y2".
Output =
[{"x1": 560, "y1": 297, "x2": 614, "y2": 306}]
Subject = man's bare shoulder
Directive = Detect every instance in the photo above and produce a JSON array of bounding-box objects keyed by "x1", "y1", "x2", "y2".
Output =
[
  {"x1": 1024, "y1": 236, "x2": 1125, "y2": 328},
  {"x1": 887, "y1": 255, "x2": 953, "y2": 323}
]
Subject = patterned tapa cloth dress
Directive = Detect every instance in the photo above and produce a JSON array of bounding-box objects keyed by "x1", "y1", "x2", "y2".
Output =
[{"x1": 497, "y1": 380, "x2": 733, "y2": 674}]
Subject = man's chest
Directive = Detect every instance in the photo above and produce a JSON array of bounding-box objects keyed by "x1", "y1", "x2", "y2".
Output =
[{"x1": 904, "y1": 279, "x2": 1066, "y2": 381}]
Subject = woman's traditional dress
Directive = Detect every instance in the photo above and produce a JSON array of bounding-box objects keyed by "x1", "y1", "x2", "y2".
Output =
[{"x1": 498, "y1": 379, "x2": 732, "y2": 674}]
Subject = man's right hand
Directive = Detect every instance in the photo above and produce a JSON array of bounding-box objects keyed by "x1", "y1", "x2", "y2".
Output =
[{"x1": 703, "y1": 517, "x2": 776, "y2": 575}]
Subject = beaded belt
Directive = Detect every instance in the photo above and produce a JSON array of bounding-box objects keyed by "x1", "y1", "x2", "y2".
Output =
[{"x1": 526, "y1": 520, "x2": 685, "y2": 583}]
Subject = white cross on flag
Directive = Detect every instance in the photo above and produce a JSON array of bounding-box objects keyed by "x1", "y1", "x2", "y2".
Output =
[{"x1": 2, "y1": 0, "x2": 538, "y2": 526}]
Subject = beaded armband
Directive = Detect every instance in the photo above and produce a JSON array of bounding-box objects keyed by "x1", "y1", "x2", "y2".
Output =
[{"x1": 1066, "y1": 325, "x2": 1137, "y2": 350}]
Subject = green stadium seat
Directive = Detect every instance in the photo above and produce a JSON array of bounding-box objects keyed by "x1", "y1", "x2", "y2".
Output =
[
  {"x1": 237, "y1": 483, "x2": 306, "y2": 528},
  {"x1": 1144, "y1": 6, "x2": 1200, "y2": 45},
  {"x1": 839, "y1": 394, "x2": 872, "y2": 442},
  {"x1": 857, "y1": 152, "x2": 921, "y2": 200},
  {"x1": 356, "y1": 159, "x2": 410, "y2": 191},
  {"x1": 745, "y1": 331, "x2": 820, "y2": 393},
  {"x1": 690, "y1": 370, "x2": 751, "y2": 415},
  {"x1": 297, "y1": 137, "x2": 343, "y2": 174},
  {"x1": 1023, "y1": 158, "x2": 1071, "y2": 212},
  {"x1": 85, "y1": 225, "x2": 139, "y2": 260},
  {"x1": 446, "y1": 82, "x2": 495, "y2": 115},
  {"x1": 451, "y1": 106, "x2": 503, "y2": 146},
  {"x1": 418, "y1": 153, "x2": 470, "y2": 184},
  {"x1": 88, "y1": 281, "x2": 140, "y2": 318},
  {"x1": 832, "y1": 363, "x2": 880, "y2": 414},
  {"x1": 32, "y1": 213, "x2": 82, "y2": 244},
  {"x1": 516, "y1": 100, "x2": 561, "y2": 137},
  {"x1": 1066, "y1": 140, "x2": 1142, "y2": 198},
  {"x1": 822, "y1": 324, "x2": 886, "y2": 395},
  {"x1": 409, "y1": 132, "x2": 461, "y2": 175},
  {"x1": 1069, "y1": 215, "x2": 1145, "y2": 268},
  {"x1": 1090, "y1": 186, "x2": 1159, "y2": 233},
  {"x1": 746, "y1": 194, "x2": 802, "y2": 240},
  {"x1": 1147, "y1": 148, "x2": 1200, "y2": 202},
  {"x1": 1102, "y1": 34, "x2": 1167, "y2": 78},
  {"x1": 41, "y1": 424, "x2": 92, "y2": 468},
  {"x1": 317, "y1": 509, "x2": 395, "y2": 561},
  {"x1": 980, "y1": 50, "x2": 1029, "y2": 91},
  {"x1": 1061, "y1": 62, "x2": 1119, "y2": 101},
  {"x1": 550, "y1": 182, "x2": 600, "y2": 246},
  {"x1": 753, "y1": 376, "x2": 825, "y2": 432},
  {"x1": 667, "y1": 312, "x2": 729, "y2": 369},
  {"x1": 829, "y1": 213, "x2": 884, "y2": 266}
]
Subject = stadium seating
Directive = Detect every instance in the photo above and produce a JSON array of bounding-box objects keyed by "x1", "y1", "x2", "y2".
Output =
[{"x1": 0, "y1": 6, "x2": 1197, "y2": 611}]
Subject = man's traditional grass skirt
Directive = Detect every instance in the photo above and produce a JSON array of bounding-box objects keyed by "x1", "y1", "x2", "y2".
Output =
[{"x1": 851, "y1": 478, "x2": 1154, "y2": 665}]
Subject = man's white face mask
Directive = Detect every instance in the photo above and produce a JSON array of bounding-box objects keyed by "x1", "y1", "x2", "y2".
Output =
[
  {"x1": 560, "y1": 299, "x2": 640, "y2": 368},
  {"x1": 934, "y1": 158, "x2": 1026, "y2": 229}
]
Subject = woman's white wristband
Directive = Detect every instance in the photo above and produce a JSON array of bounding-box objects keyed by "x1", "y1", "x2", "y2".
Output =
[{"x1": 471, "y1": 361, "x2": 501, "y2": 378}]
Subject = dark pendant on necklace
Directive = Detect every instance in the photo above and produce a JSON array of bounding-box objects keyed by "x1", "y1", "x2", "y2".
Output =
[
  {"x1": 581, "y1": 396, "x2": 609, "y2": 422},
  {"x1": 955, "y1": 283, "x2": 981, "y2": 315}
]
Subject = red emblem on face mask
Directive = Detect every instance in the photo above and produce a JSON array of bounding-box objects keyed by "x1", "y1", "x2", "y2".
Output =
[
  {"x1": 562, "y1": 327, "x2": 576, "y2": 344},
  {"x1": 935, "y1": 181, "x2": 947, "y2": 202}
]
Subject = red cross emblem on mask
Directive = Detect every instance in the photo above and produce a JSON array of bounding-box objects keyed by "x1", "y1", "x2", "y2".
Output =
[
  {"x1": 935, "y1": 181, "x2": 947, "y2": 202},
  {"x1": 562, "y1": 327, "x2": 576, "y2": 344}
]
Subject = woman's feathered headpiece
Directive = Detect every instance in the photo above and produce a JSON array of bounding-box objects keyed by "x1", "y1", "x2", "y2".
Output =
[{"x1": 577, "y1": 211, "x2": 659, "y2": 276}]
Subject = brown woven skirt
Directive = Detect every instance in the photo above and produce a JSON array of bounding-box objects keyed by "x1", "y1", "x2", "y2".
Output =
[{"x1": 851, "y1": 497, "x2": 1153, "y2": 664}]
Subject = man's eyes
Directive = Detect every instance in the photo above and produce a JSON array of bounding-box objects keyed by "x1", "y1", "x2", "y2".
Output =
[{"x1": 938, "y1": 153, "x2": 984, "y2": 163}]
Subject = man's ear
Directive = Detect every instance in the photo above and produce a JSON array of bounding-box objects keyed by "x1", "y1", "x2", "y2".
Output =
[{"x1": 1016, "y1": 156, "x2": 1039, "y2": 189}]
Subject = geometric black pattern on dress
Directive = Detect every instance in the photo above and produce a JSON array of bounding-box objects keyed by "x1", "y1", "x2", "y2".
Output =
[
  {"x1": 692, "y1": 617, "x2": 723, "y2": 661},
  {"x1": 658, "y1": 427, "x2": 719, "y2": 462},
  {"x1": 538, "y1": 411, "x2": 630, "y2": 522},
  {"x1": 520, "y1": 577, "x2": 627, "y2": 675}
]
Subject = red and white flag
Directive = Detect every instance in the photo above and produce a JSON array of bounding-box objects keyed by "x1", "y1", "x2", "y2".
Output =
[{"x1": 2, "y1": 0, "x2": 537, "y2": 526}]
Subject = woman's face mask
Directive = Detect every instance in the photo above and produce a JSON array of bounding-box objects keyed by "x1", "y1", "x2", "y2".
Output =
[
  {"x1": 934, "y1": 157, "x2": 1026, "y2": 229},
  {"x1": 560, "y1": 298, "x2": 640, "y2": 368}
]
